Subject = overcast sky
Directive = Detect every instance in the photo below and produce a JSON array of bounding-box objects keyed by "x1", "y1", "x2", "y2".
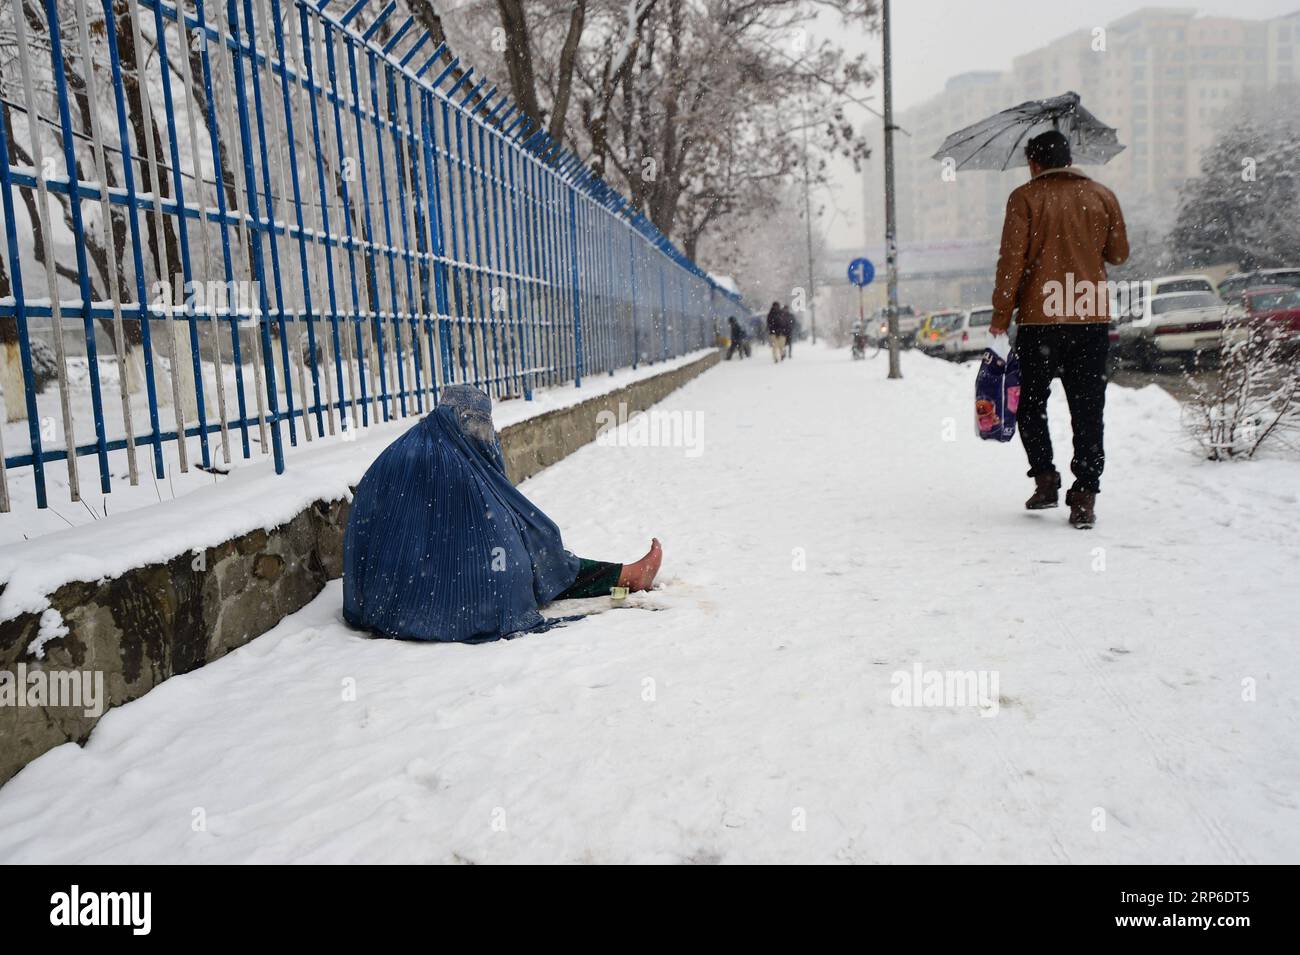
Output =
[{"x1": 813, "y1": 0, "x2": 1300, "y2": 250}]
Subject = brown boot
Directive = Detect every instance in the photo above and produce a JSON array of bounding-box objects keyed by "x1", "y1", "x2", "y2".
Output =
[
  {"x1": 1024, "y1": 471, "x2": 1061, "y2": 510},
  {"x1": 1066, "y1": 489, "x2": 1097, "y2": 529}
]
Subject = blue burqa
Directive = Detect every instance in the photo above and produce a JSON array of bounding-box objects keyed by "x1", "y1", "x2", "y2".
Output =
[{"x1": 343, "y1": 386, "x2": 581, "y2": 642}]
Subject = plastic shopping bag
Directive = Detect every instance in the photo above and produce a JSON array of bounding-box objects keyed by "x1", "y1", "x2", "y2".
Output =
[{"x1": 974, "y1": 336, "x2": 1020, "y2": 442}]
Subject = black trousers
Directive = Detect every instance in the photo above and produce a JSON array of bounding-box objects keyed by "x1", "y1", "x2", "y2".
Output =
[
  {"x1": 1014, "y1": 323, "x2": 1109, "y2": 494},
  {"x1": 554, "y1": 558, "x2": 623, "y2": 600}
]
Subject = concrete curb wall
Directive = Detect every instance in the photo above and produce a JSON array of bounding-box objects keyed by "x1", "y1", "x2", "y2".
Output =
[
  {"x1": 0, "y1": 351, "x2": 719, "y2": 785},
  {"x1": 501, "y1": 351, "x2": 720, "y2": 484}
]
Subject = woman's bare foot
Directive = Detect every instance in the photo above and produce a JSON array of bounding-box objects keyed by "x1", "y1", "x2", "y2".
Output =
[{"x1": 618, "y1": 538, "x2": 663, "y2": 592}]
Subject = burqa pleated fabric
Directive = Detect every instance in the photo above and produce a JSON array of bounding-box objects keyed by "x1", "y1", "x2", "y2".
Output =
[{"x1": 343, "y1": 386, "x2": 581, "y2": 642}]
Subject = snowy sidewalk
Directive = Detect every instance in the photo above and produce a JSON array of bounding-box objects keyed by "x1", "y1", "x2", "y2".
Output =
[{"x1": 1, "y1": 344, "x2": 1297, "y2": 863}]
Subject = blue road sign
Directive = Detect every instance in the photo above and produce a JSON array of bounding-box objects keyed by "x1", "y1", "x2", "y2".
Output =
[{"x1": 848, "y1": 257, "x2": 875, "y2": 287}]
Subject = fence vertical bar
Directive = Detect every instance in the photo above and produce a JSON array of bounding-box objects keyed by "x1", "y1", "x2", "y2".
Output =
[
  {"x1": 603, "y1": 206, "x2": 617, "y2": 374},
  {"x1": 225, "y1": 0, "x2": 285, "y2": 472},
  {"x1": 192, "y1": 0, "x2": 252, "y2": 459},
  {"x1": 0, "y1": 91, "x2": 46, "y2": 507},
  {"x1": 657, "y1": 260, "x2": 669, "y2": 363},
  {"x1": 172, "y1": 0, "x2": 235, "y2": 463},
  {"x1": 566, "y1": 189, "x2": 583, "y2": 388},
  {"x1": 242, "y1": 0, "x2": 299, "y2": 448},
  {"x1": 295, "y1": 2, "x2": 347, "y2": 433},
  {"x1": 627, "y1": 230, "x2": 639, "y2": 371},
  {"x1": 545, "y1": 163, "x2": 565, "y2": 384},
  {"x1": 536, "y1": 157, "x2": 557, "y2": 386},
  {"x1": 469, "y1": 105, "x2": 502, "y2": 397},
  {"x1": 420, "y1": 89, "x2": 452, "y2": 392},
  {"x1": 501, "y1": 126, "x2": 532, "y2": 400},
  {"x1": 363, "y1": 46, "x2": 405, "y2": 417},
  {"x1": 269, "y1": 0, "x2": 325, "y2": 436},
  {"x1": 519, "y1": 139, "x2": 546, "y2": 395},
  {"x1": 10, "y1": 5, "x2": 82, "y2": 503},
  {"x1": 449, "y1": 102, "x2": 481, "y2": 387},
  {"x1": 71, "y1": 0, "x2": 139, "y2": 485},
  {"x1": 389, "y1": 67, "x2": 424, "y2": 411},
  {"x1": 211, "y1": 0, "x2": 271, "y2": 454},
  {"x1": 324, "y1": 20, "x2": 370, "y2": 427},
  {"x1": 102, "y1": 0, "x2": 165, "y2": 479},
  {"x1": 485, "y1": 123, "x2": 512, "y2": 394},
  {"x1": 150, "y1": 0, "x2": 211, "y2": 469},
  {"x1": 437, "y1": 96, "x2": 469, "y2": 385},
  {"x1": 396, "y1": 72, "x2": 429, "y2": 410},
  {"x1": 43, "y1": 0, "x2": 111, "y2": 492}
]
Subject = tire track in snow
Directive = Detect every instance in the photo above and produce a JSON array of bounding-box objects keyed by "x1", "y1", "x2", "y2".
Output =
[{"x1": 1053, "y1": 618, "x2": 1251, "y2": 864}]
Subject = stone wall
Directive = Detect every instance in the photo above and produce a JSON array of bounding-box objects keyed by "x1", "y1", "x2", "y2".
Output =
[{"x1": 0, "y1": 351, "x2": 718, "y2": 785}]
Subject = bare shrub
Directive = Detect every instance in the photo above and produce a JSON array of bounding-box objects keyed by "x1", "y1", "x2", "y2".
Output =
[{"x1": 1183, "y1": 322, "x2": 1300, "y2": 459}]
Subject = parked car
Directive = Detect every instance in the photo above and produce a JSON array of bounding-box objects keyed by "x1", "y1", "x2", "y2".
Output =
[
  {"x1": 1217, "y1": 268, "x2": 1300, "y2": 306},
  {"x1": 1115, "y1": 290, "x2": 1227, "y2": 369},
  {"x1": 942, "y1": 306, "x2": 996, "y2": 361},
  {"x1": 871, "y1": 305, "x2": 920, "y2": 346},
  {"x1": 864, "y1": 315, "x2": 889, "y2": 345},
  {"x1": 1107, "y1": 312, "x2": 1125, "y2": 372},
  {"x1": 917, "y1": 309, "x2": 964, "y2": 354},
  {"x1": 1150, "y1": 274, "x2": 1219, "y2": 297},
  {"x1": 1112, "y1": 274, "x2": 1220, "y2": 327},
  {"x1": 1227, "y1": 286, "x2": 1300, "y2": 350},
  {"x1": 896, "y1": 305, "x2": 921, "y2": 346}
]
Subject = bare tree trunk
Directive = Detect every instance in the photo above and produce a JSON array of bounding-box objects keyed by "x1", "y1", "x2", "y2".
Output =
[
  {"x1": 494, "y1": 0, "x2": 544, "y2": 130},
  {"x1": 584, "y1": 1, "x2": 655, "y2": 176},
  {"x1": 648, "y1": 0, "x2": 687, "y2": 236},
  {"x1": 548, "y1": 3, "x2": 588, "y2": 144}
]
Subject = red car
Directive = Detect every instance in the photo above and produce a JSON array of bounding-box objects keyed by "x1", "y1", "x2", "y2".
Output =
[{"x1": 1235, "y1": 287, "x2": 1300, "y2": 346}]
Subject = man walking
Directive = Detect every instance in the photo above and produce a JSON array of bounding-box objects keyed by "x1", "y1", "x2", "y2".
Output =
[
  {"x1": 726, "y1": 316, "x2": 749, "y2": 360},
  {"x1": 990, "y1": 130, "x2": 1128, "y2": 528},
  {"x1": 766, "y1": 301, "x2": 787, "y2": 363}
]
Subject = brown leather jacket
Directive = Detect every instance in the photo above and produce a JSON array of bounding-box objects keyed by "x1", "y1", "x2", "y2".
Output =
[{"x1": 991, "y1": 167, "x2": 1129, "y2": 333}]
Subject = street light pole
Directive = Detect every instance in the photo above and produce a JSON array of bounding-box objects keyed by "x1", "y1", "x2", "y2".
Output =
[
  {"x1": 882, "y1": 0, "x2": 902, "y2": 379},
  {"x1": 801, "y1": 86, "x2": 817, "y2": 345}
]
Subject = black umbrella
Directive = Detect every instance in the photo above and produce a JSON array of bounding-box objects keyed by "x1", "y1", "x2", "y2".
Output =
[{"x1": 931, "y1": 91, "x2": 1125, "y2": 172}]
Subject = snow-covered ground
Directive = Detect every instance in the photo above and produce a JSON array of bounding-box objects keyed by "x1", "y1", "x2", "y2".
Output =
[{"x1": 1, "y1": 343, "x2": 1297, "y2": 863}]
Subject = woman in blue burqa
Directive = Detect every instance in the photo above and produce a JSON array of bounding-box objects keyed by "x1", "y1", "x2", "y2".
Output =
[{"x1": 343, "y1": 385, "x2": 662, "y2": 642}]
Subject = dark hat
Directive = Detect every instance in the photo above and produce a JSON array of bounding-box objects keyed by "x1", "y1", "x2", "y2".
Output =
[{"x1": 1025, "y1": 130, "x2": 1072, "y2": 169}]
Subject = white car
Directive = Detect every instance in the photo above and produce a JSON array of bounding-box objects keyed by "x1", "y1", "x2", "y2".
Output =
[
  {"x1": 896, "y1": 306, "x2": 921, "y2": 344},
  {"x1": 1216, "y1": 268, "x2": 1300, "y2": 306},
  {"x1": 1149, "y1": 274, "x2": 1218, "y2": 297},
  {"x1": 1114, "y1": 273, "x2": 1218, "y2": 323},
  {"x1": 1115, "y1": 290, "x2": 1227, "y2": 368},
  {"x1": 869, "y1": 305, "x2": 920, "y2": 344},
  {"x1": 942, "y1": 306, "x2": 996, "y2": 361}
]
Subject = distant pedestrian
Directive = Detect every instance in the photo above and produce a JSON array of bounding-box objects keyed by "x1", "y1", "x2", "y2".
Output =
[
  {"x1": 990, "y1": 130, "x2": 1129, "y2": 529},
  {"x1": 781, "y1": 306, "x2": 796, "y2": 358},
  {"x1": 766, "y1": 302, "x2": 788, "y2": 363},
  {"x1": 726, "y1": 316, "x2": 749, "y2": 360}
]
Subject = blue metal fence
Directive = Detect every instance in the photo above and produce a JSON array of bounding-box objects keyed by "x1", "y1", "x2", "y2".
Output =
[{"x1": 0, "y1": 0, "x2": 742, "y2": 512}]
